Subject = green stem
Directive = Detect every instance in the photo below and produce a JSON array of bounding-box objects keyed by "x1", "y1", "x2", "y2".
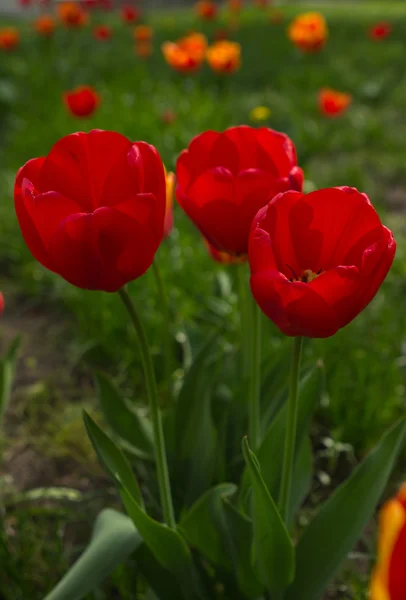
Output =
[
  {"x1": 249, "y1": 296, "x2": 262, "y2": 451},
  {"x1": 278, "y1": 336, "x2": 303, "y2": 524},
  {"x1": 152, "y1": 260, "x2": 173, "y2": 397},
  {"x1": 118, "y1": 287, "x2": 176, "y2": 530},
  {"x1": 237, "y1": 265, "x2": 251, "y2": 380}
]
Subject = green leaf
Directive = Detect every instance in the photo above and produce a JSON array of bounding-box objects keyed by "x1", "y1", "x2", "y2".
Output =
[
  {"x1": 242, "y1": 365, "x2": 322, "y2": 499},
  {"x1": 121, "y1": 488, "x2": 206, "y2": 599},
  {"x1": 44, "y1": 509, "x2": 141, "y2": 600},
  {"x1": 83, "y1": 411, "x2": 143, "y2": 507},
  {"x1": 180, "y1": 483, "x2": 237, "y2": 568},
  {"x1": 95, "y1": 371, "x2": 153, "y2": 460},
  {"x1": 0, "y1": 336, "x2": 21, "y2": 422},
  {"x1": 135, "y1": 544, "x2": 187, "y2": 600},
  {"x1": 174, "y1": 336, "x2": 218, "y2": 505},
  {"x1": 242, "y1": 437, "x2": 295, "y2": 593},
  {"x1": 286, "y1": 418, "x2": 406, "y2": 600},
  {"x1": 221, "y1": 498, "x2": 264, "y2": 599}
]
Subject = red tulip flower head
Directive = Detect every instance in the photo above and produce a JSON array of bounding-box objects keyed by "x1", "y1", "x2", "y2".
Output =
[
  {"x1": 249, "y1": 187, "x2": 395, "y2": 338},
  {"x1": 34, "y1": 15, "x2": 56, "y2": 37},
  {"x1": 58, "y1": 2, "x2": 89, "y2": 27},
  {"x1": 0, "y1": 28, "x2": 20, "y2": 51},
  {"x1": 318, "y1": 88, "x2": 352, "y2": 118},
  {"x1": 370, "y1": 483, "x2": 406, "y2": 600},
  {"x1": 121, "y1": 5, "x2": 141, "y2": 24},
  {"x1": 14, "y1": 130, "x2": 166, "y2": 292},
  {"x1": 176, "y1": 126, "x2": 303, "y2": 256},
  {"x1": 369, "y1": 21, "x2": 392, "y2": 40},
  {"x1": 18, "y1": 0, "x2": 32, "y2": 7},
  {"x1": 196, "y1": 1, "x2": 217, "y2": 21},
  {"x1": 63, "y1": 86, "x2": 100, "y2": 118},
  {"x1": 93, "y1": 25, "x2": 112, "y2": 40}
]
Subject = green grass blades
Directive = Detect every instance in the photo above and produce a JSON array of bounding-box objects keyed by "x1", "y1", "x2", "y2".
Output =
[
  {"x1": 242, "y1": 437, "x2": 295, "y2": 594},
  {"x1": 44, "y1": 509, "x2": 142, "y2": 600},
  {"x1": 286, "y1": 418, "x2": 406, "y2": 600}
]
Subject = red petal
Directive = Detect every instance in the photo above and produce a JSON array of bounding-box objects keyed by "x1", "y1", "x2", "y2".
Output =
[
  {"x1": 134, "y1": 142, "x2": 166, "y2": 237},
  {"x1": 251, "y1": 270, "x2": 339, "y2": 337},
  {"x1": 388, "y1": 522, "x2": 406, "y2": 600}
]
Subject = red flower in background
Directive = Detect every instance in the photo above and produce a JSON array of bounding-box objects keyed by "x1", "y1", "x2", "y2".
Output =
[
  {"x1": 58, "y1": 2, "x2": 88, "y2": 28},
  {"x1": 93, "y1": 25, "x2": 112, "y2": 40},
  {"x1": 176, "y1": 126, "x2": 303, "y2": 256},
  {"x1": 318, "y1": 88, "x2": 352, "y2": 117},
  {"x1": 370, "y1": 484, "x2": 406, "y2": 600},
  {"x1": 14, "y1": 130, "x2": 166, "y2": 292},
  {"x1": 162, "y1": 32, "x2": 207, "y2": 73},
  {"x1": 369, "y1": 21, "x2": 392, "y2": 40},
  {"x1": 196, "y1": 1, "x2": 217, "y2": 21},
  {"x1": 249, "y1": 187, "x2": 395, "y2": 338},
  {"x1": 0, "y1": 293, "x2": 3, "y2": 315},
  {"x1": 161, "y1": 109, "x2": 177, "y2": 125},
  {"x1": 18, "y1": 0, "x2": 31, "y2": 7},
  {"x1": 121, "y1": 5, "x2": 141, "y2": 23},
  {"x1": 63, "y1": 86, "x2": 100, "y2": 118},
  {"x1": 227, "y1": 0, "x2": 243, "y2": 14},
  {"x1": 0, "y1": 27, "x2": 20, "y2": 51},
  {"x1": 134, "y1": 25, "x2": 153, "y2": 42},
  {"x1": 34, "y1": 15, "x2": 56, "y2": 37}
]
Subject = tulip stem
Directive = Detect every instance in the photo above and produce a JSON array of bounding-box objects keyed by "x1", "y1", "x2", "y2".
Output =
[
  {"x1": 152, "y1": 260, "x2": 173, "y2": 399},
  {"x1": 118, "y1": 286, "x2": 176, "y2": 530},
  {"x1": 278, "y1": 335, "x2": 303, "y2": 524},
  {"x1": 249, "y1": 295, "x2": 262, "y2": 451}
]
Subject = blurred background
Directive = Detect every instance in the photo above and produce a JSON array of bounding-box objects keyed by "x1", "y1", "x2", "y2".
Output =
[{"x1": 0, "y1": 1, "x2": 405, "y2": 598}]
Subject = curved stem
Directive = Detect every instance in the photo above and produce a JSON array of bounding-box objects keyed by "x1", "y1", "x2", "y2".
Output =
[
  {"x1": 152, "y1": 260, "x2": 173, "y2": 398},
  {"x1": 278, "y1": 336, "x2": 303, "y2": 524},
  {"x1": 118, "y1": 287, "x2": 176, "y2": 529}
]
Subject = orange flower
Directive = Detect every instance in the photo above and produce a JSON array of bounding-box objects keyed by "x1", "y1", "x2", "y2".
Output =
[
  {"x1": 318, "y1": 88, "x2": 351, "y2": 117},
  {"x1": 370, "y1": 484, "x2": 406, "y2": 600},
  {"x1": 162, "y1": 33, "x2": 207, "y2": 73},
  {"x1": 204, "y1": 238, "x2": 247, "y2": 265},
  {"x1": 206, "y1": 40, "x2": 241, "y2": 74},
  {"x1": 0, "y1": 27, "x2": 20, "y2": 51},
  {"x1": 196, "y1": 1, "x2": 217, "y2": 21},
  {"x1": 134, "y1": 25, "x2": 153, "y2": 43},
  {"x1": 58, "y1": 2, "x2": 88, "y2": 28},
  {"x1": 288, "y1": 11, "x2": 328, "y2": 52},
  {"x1": 164, "y1": 171, "x2": 175, "y2": 238},
  {"x1": 34, "y1": 15, "x2": 56, "y2": 37},
  {"x1": 63, "y1": 85, "x2": 100, "y2": 118},
  {"x1": 135, "y1": 41, "x2": 153, "y2": 58},
  {"x1": 227, "y1": 0, "x2": 243, "y2": 14}
]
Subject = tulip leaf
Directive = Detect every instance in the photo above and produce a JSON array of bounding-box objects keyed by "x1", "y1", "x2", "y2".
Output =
[
  {"x1": 0, "y1": 335, "x2": 21, "y2": 422},
  {"x1": 120, "y1": 488, "x2": 207, "y2": 600},
  {"x1": 242, "y1": 365, "x2": 322, "y2": 499},
  {"x1": 174, "y1": 335, "x2": 219, "y2": 505},
  {"x1": 83, "y1": 410, "x2": 143, "y2": 507},
  {"x1": 286, "y1": 418, "x2": 406, "y2": 600},
  {"x1": 135, "y1": 544, "x2": 188, "y2": 600},
  {"x1": 95, "y1": 371, "x2": 153, "y2": 460},
  {"x1": 242, "y1": 437, "x2": 295, "y2": 593},
  {"x1": 179, "y1": 483, "x2": 237, "y2": 568},
  {"x1": 43, "y1": 509, "x2": 141, "y2": 600}
]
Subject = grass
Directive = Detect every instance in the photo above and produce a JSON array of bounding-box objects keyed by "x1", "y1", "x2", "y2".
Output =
[{"x1": 0, "y1": 1, "x2": 406, "y2": 598}]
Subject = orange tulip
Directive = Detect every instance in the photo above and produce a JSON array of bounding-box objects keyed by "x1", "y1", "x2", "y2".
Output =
[
  {"x1": 318, "y1": 88, "x2": 352, "y2": 117},
  {"x1": 370, "y1": 484, "x2": 406, "y2": 600},
  {"x1": 288, "y1": 12, "x2": 328, "y2": 52},
  {"x1": 196, "y1": 0, "x2": 217, "y2": 21},
  {"x1": 162, "y1": 32, "x2": 207, "y2": 73},
  {"x1": 134, "y1": 24, "x2": 153, "y2": 43},
  {"x1": 135, "y1": 41, "x2": 153, "y2": 58},
  {"x1": 0, "y1": 27, "x2": 20, "y2": 51},
  {"x1": 164, "y1": 171, "x2": 175, "y2": 238},
  {"x1": 58, "y1": 2, "x2": 88, "y2": 28},
  {"x1": 34, "y1": 15, "x2": 56, "y2": 37},
  {"x1": 206, "y1": 40, "x2": 241, "y2": 74}
]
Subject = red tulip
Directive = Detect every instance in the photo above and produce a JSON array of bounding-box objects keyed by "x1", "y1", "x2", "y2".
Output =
[
  {"x1": 369, "y1": 21, "x2": 392, "y2": 40},
  {"x1": 121, "y1": 5, "x2": 141, "y2": 23},
  {"x1": 204, "y1": 238, "x2": 247, "y2": 264},
  {"x1": 63, "y1": 86, "x2": 100, "y2": 118},
  {"x1": 249, "y1": 187, "x2": 395, "y2": 338},
  {"x1": 196, "y1": 1, "x2": 217, "y2": 21},
  {"x1": 34, "y1": 15, "x2": 56, "y2": 37},
  {"x1": 176, "y1": 126, "x2": 303, "y2": 256},
  {"x1": 0, "y1": 293, "x2": 3, "y2": 315},
  {"x1": 14, "y1": 130, "x2": 166, "y2": 292},
  {"x1": 0, "y1": 27, "x2": 20, "y2": 51},
  {"x1": 18, "y1": 0, "x2": 31, "y2": 7},
  {"x1": 93, "y1": 25, "x2": 112, "y2": 40},
  {"x1": 318, "y1": 88, "x2": 352, "y2": 118}
]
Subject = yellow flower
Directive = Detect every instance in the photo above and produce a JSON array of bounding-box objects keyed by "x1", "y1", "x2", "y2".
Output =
[{"x1": 250, "y1": 106, "x2": 271, "y2": 121}]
